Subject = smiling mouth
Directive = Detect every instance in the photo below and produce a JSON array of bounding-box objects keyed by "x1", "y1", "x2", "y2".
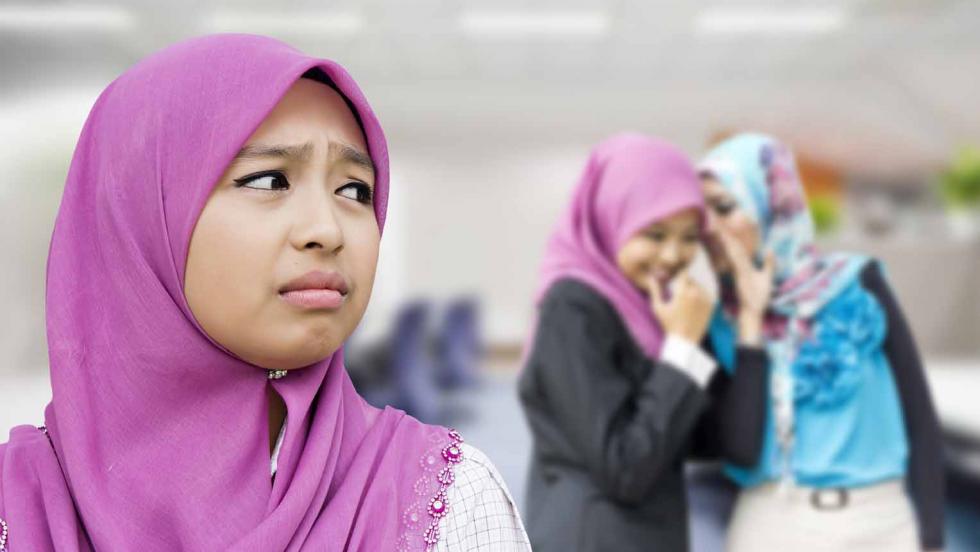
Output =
[{"x1": 646, "y1": 266, "x2": 676, "y2": 285}]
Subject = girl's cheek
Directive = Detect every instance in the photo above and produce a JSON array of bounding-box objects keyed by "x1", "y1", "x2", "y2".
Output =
[
  {"x1": 682, "y1": 244, "x2": 698, "y2": 266},
  {"x1": 727, "y1": 215, "x2": 757, "y2": 251}
]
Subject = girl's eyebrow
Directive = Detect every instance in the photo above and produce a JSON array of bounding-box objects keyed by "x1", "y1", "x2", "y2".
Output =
[
  {"x1": 233, "y1": 141, "x2": 374, "y2": 174},
  {"x1": 330, "y1": 142, "x2": 375, "y2": 174},
  {"x1": 234, "y1": 142, "x2": 314, "y2": 161}
]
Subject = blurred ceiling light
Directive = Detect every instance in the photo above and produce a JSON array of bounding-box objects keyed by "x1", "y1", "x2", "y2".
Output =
[
  {"x1": 694, "y1": 6, "x2": 847, "y2": 35},
  {"x1": 0, "y1": 5, "x2": 136, "y2": 32},
  {"x1": 460, "y1": 10, "x2": 611, "y2": 38},
  {"x1": 205, "y1": 11, "x2": 363, "y2": 35}
]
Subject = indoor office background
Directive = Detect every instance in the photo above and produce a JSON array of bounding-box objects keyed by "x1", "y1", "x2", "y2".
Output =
[{"x1": 1, "y1": 1, "x2": 978, "y2": 550}]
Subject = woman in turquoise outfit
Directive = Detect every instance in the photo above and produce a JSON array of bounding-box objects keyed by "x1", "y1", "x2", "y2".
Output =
[{"x1": 699, "y1": 133, "x2": 945, "y2": 552}]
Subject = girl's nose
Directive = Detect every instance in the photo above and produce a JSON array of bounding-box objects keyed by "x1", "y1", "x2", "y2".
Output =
[{"x1": 290, "y1": 187, "x2": 344, "y2": 254}]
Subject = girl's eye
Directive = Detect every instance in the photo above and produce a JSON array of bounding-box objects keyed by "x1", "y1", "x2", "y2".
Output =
[
  {"x1": 234, "y1": 171, "x2": 290, "y2": 191},
  {"x1": 336, "y1": 181, "x2": 374, "y2": 205},
  {"x1": 711, "y1": 201, "x2": 735, "y2": 216},
  {"x1": 645, "y1": 232, "x2": 667, "y2": 242},
  {"x1": 684, "y1": 234, "x2": 701, "y2": 243}
]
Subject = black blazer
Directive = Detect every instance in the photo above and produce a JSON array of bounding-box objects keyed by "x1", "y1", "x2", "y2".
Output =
[{"x1": 518, "y1": 279, "x2": 767, "y2": 552}]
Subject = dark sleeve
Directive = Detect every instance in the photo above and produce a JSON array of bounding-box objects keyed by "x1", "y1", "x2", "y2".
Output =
[
  {"x1": 526, "y1": 291, "x2": 712, "y2": 505},
  {"x1": 690, "y1": 344, "x2": 768, "y2": 467},
  {"x1": 861, "y1": 262, "x2": 945, "y2": 550}
]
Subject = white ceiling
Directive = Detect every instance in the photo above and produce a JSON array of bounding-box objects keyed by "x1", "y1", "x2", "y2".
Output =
[{"x1": 1, "y1": 0, "x2": 978, "y2": 177}]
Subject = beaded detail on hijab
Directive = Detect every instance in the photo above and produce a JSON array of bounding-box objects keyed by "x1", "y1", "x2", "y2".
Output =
[
  {"x1": 397, "y1": 428, "x2": 465, "y2": 551},
  {"x1": 267, "y1": 369, "x2": 288, "y2": 380},
  {"x1": 0, "y1": 516, "x2": 8, "y2": 552}
]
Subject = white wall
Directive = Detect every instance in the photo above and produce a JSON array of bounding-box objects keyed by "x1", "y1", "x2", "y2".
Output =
[{"x1": 3, "y1": 84, "x2": 978, "y2": 377}]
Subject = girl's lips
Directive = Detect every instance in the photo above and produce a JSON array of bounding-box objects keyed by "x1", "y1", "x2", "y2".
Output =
[
  {"x1": 280, "y1": 289, "x2": 345, "y2": 310},
  {"x1": 650, "y1": 269, "x2": 674, "y2": 285},
  {"x1": 278, "y1": 270, "x2": 349, "y2": 310}
]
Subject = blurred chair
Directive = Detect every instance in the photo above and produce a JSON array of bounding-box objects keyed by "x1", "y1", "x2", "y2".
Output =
[
  {"x1": 389, "y1": 300, "x2": 442, "y2": 423},
  {"x1": 349, "y1": 299, "x2": 483, "y2": 426},
  {"x1": 435, "y1": 297, "x2": 483, "y2": 390},
  {"x1": 344, "y1": 325, "x2": 390, "y2": 394}
]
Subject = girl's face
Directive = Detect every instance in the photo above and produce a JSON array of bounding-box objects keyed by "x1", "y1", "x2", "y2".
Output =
[
  {"x1": 702, "y1": 176, "x2": 760, "y2": 275},
  {"x1": 184, "y1": 78, "x2": 379, "y2": 370},
  {"x1": 616, "y1": 207, "x2": 701, "y2": 293}
]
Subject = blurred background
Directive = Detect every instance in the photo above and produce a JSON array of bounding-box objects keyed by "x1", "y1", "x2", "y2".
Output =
[{"x1": 1, "y1": 0, "x2": 978, "y2": 549}]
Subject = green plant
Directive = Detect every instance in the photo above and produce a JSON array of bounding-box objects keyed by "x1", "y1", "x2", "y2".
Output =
[
  {"x1": 939, "y1": 146, "x2": 980, "y2": 209},
  {"x1": 808, "y1": 195, "x2": 841, "y2": 236}
]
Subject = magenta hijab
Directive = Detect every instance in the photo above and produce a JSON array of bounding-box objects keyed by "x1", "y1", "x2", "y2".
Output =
[
  {"x1": 0, "y1": 34, "x2": 463, "y2": 551},
  {"x1": 536, "y1": 133, "x2": 705, "y2": 358}
]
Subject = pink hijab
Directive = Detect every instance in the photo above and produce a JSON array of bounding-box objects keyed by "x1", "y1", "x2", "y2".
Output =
[
  {"x1": 0, "y1": 34, "x2": 462, "y2": 551},
  {"x1": 536, "y1": 133, "x2": 705, "y2": 358}
]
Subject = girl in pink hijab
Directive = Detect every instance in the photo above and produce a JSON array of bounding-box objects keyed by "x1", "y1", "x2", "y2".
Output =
[{"x1": 0, "y1": 34, "x2": 528, "y2": 551}]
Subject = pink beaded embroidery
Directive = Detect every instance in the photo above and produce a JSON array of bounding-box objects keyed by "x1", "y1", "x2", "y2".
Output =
[{"x1": 396, "y1": 428, "x2": 465, "y2": 552}]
